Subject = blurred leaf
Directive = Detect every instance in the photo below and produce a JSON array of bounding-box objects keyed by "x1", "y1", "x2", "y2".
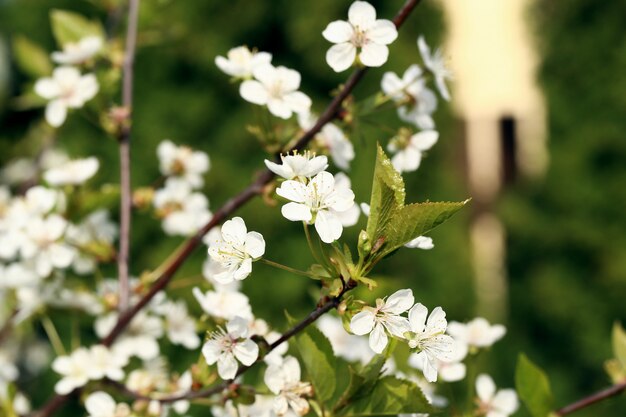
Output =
[
  {"x1": 612, "y1": 322, "x2": 626, "y2": 369},
  {"x1": 340, "y1": 376, "x2": 434, "y2": 416},
  {"x1": 515, "y1": 353, "x2": 554, "y2": 417},
  {"x1": 50, "y1": 9, "x2": 104, "y2": 47},
  {"x1": 290, "y1": 315, "x2": 337, "y2": 404},
  {"x1": 12, "y1": 36, "x2": 53, "y2": 78}
]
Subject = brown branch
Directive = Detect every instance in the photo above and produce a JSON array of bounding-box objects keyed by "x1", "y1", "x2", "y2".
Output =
[
  {"x1": 32, "y1": 0, "x2": 423, "y2": 415},
  {"x1": 117, "y1": 0, "x2": 140, "y2": 313},
  {"x1": 555, "y1": 381, "x2": 626, "y2": 416}
]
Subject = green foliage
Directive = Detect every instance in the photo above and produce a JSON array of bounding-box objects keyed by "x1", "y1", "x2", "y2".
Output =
[
  {"x1": 340, "y1": 376, "x2": 434, "y2": 416},
  {"x1": 50, "y1": 9, "x2": 105, "y2": 46},
  {"x1": 290, "y1": 317, "x2": 337, "y2": 404},
  {"x1": 11, "y1": 36, "x2": 52, "y2": 78},
  {"x1": 515, "y1": 354, "x2": 554, "y2": 417},
  {"x1": 612, "y1": 322, "x2": 626, "y2": 370},
  {"x1": 364, "y1": 145, "x2": 467, "y2": 262}
]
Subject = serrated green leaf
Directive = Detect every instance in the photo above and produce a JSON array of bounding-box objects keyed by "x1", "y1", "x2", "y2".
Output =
[
  {"x1": 50, "y1": 10, "x2": 104, "y2": 47},
  {"x1": 381, "y1": 201, "x2": 468, "y2": 256},
  {"x1": 291, "y1": 321, "x2": 337, "y2": 404},
  {"x1": 341, "y1": 376, "x2": 434, "y2": 416},
  {"x1": 515, "y1": 353, "x2": 554, "y2": 417},
  {"x1": 12, "y1": 36, "x2": 53, "y2": 78},
  {"x1": 612, "y1": 322, "x2": 626, "y2": 370},
  {"x1": 366, "y1": 145, "x2": 405, "y2": 246}
]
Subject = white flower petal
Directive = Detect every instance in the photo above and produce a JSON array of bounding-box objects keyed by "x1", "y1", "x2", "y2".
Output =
[
  {"x1": 383, "y1": 289, "x2": 414, "y2": 314},
  {"x1": 281, "y1": 203, "x2": 312, "y2": 222},
  {"x1": 367, "y1": 20, "x2": 398, "y2": 45},
  {"x1": 369, "y1": 322, "x2": 388, "y2": 354},
  {"x1": 408, "y1": 303, "x2": 428, "y2": 333},
  {"x1": 45, "y1": 100, "x2": 68, "y2": 127},
  {"x1": 233, "y1": 339, "x2": 259, "y2": 366},
  {"x1": 350, "y1": 310, "x2": 376, "y2": 335},
  {"x1": 217, "y1": 353, "x2": 238, "y2": 380},
  {"x1": 359, "y1": 43, "x2": 389, "y2": 68},
  {"x1": 240, "y1": 80, "x2": 269, "y2": 105},
  {"x1": 315, "y1": 210, "x2": 343, "y2": 243},
  {"x1": 326, "y1": 43, "x2": 357, "y2": 72},
  {"x1": 476, "y1": 374, "x2": 496, "y2": 402},
  {"x1": 323, "y1": 20, "x2": 355, "y2": 43},
  {"x1": 348, "y1": 1, "x2": 377, "y2": 29}
]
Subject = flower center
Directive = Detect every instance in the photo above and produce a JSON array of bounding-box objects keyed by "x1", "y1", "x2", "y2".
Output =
[{"x1": 351, "y1": 27, "x2": 369, "y2": 47}]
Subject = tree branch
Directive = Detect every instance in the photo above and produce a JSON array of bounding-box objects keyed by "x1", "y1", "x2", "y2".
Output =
[
  {"x1": 117, "y1": 0, "x2": 140, "y2": 313},
  {"x1": 32, "y1": 0, "x2": 423, "y2": 415},
  {"x1": 555, "y1": 381, "x2": 626, "y2": 416}
]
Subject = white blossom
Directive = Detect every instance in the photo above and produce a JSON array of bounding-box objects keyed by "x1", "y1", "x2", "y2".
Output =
[
  {"x1": 157, "y1": 140, "x2": 210, "y2": 188},
  {"x1": 476, "y1": 374, "x2": 519, "y2": 417},
  {"x1": 202, "y1": 316, "x2": 259, "y2": 380},
  {"x1": 264, "y1": 356, "x2": 313, "y2": 416},
  {"x1": 409, "y1": 339, "x2": 468, "y2": 382},
  {"x1": 405, "y1": 303, "x2": 455, "y2": 382},
  {"x1": 85, "y1": 391, "x2": 131, "y2": 417},
  {"x1": 193, "y1": 287, "x2": 253, "y2": 320},
  {"x1": 66, "y1": 209, "x2": 117, "y2": 275},
  {"x1": 298, "y1": 113, "x2": 355, "y2": 170},
  {"x1": 52, "y1": 347, "x2": 92, "y2": 394},
  {"x1": 276, "y1": 171, "x2": 355, "y2": 243},
  {"x1": 350, "y1": 288, "x2": 413, "y2": 354},
  {"x1": 153, "y1": 178, "x2": 212, "y2": 236},
  {"x1": 207, "y1": 216, "x2": 265, "y2": 283},
  {"x1": 447, "y1": 317, "x2": 506, "y2": 350},
  {"x1": 382, "y1": 65, "x2": 424, "y2": 104},
  {"x1": 85, "y1": 344, "x2": 128, "y2": 381},
  {"x1": 216, "y1": 46, "x2": 272, "y2": 79},
  {"x1": 240, "y1": 64, "x2": 311, "y2": 119},
  {"x1": 417, "y1": 36, "x2": 453, "y2": 101},
  {"x1": 34, "y1": 66, "x2": 99, "y2": 127},
  {"x1": 265, "y1": 151, "x2": 328, "y2": 181},
  {"x1": 162, "y1": 301, "x2": 200, "y2": 349},
  {"x1": 43, "y1": 156, "x2": 99, "y2": 186},
  {"x1": 387, "y1": 130, "x2": 438, "y2": 173},
  {"x1": 19, "y1": 214, "x2": 75, "y2": 278},
  {"x1": 322, "y1": 1, "x2": 398, "y2": 72},
  {"x1": 51, "y1": 36, "x2": 103, "y2": 65},
  {"x1": 405, "y1": 236, "x2": 434, "y2": 250}
]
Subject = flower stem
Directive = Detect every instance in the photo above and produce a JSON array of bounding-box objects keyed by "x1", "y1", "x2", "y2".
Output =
[
  {"x1": 41, "y1": 316, "x2": 66, "y2": 356},
  {"x1": 260, "y1": 258, "x2": 319, "y2": 279},
  {"x1": 303, "y1": 222, "x2": 325, "y2": 266}
]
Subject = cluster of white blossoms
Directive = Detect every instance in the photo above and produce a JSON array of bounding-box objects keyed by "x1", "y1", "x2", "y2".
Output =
[
  {"x1": 153, "y1": 140, "x2": 212, "y2": 236},
  {"x1": 349, "y1": 288, "x2": 455, "y2": 382},
  {"x1": 35, "y1": 35, "x2": 103, "y2": 127},
  {"x1": 0, "y1": 152, "x2": 121, "y2": 324},
  {"x1": 269, "y1": 152, "x2": 358, "y2": 243},
  {"x1": 217, "y1": 45, "x2": 312, "y2": 119},
  {"x1": 379, "y1": 35, "x2": 453, "y2": 173}
]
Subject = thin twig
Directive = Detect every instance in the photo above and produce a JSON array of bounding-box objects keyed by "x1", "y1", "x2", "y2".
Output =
[
  {"x1": 32, "y1": 1, "x2": 423, "y2": 415},
  {"x1": 555, "y1": 381, "x2": 626, "y2": 416},
  {"x1": 117, "y1": 0, "x2": 140, "y2": 313}
]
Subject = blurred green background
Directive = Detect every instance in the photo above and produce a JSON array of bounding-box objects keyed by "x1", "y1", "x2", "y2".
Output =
[{"x1": 0, "y1": 0, "x2": 625, "y2": 415}]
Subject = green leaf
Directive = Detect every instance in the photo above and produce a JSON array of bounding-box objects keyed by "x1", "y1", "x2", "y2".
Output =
[
  {"x1": 382, "y1": 201, "x2": 468, "y2": 256},
  {"x1": 365, "y1": 145, "x2": 405, "y2": 247},
  {"x1": 341, "y1": 376, "x2": 434, "y2": 416},
  {"x1": 50, "y1": 10, "x2": 105, "y2": 47},
  {"x1": 612, "y1": 322, "x2": 626, "y2": 369},
  {"x1": 363, "y1": 144, "x2": 468, "y2": 262},
  {"x1": 291, "y1": 320, "x2": 337, "y2": 404},
  {"x1": 515, "y1": 353, "x2": 554, "y2": 417},
  {"x1": 12, "y1": 36, "x2": 53, "y2": 78}
]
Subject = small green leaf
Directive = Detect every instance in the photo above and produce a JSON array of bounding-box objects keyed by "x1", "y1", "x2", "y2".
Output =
[
  {"x1": 291, "y1": 321, "x2": 337, "y2": 404},
  {"x1": 12, "y1": 36, "x2": 53, "y2": 78},
  {"x1": 612, "y1": 322, "x2": 626, "y2": 369},
  {"x1": 50, "y1": 10, "x2": 104, "y2": 47},
  {"x1": 515, "y1": 353, "x2": 554, "y2": 417},
  {"x1": 341, "y1": 376, "x2": 434, "y2": 416}
]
